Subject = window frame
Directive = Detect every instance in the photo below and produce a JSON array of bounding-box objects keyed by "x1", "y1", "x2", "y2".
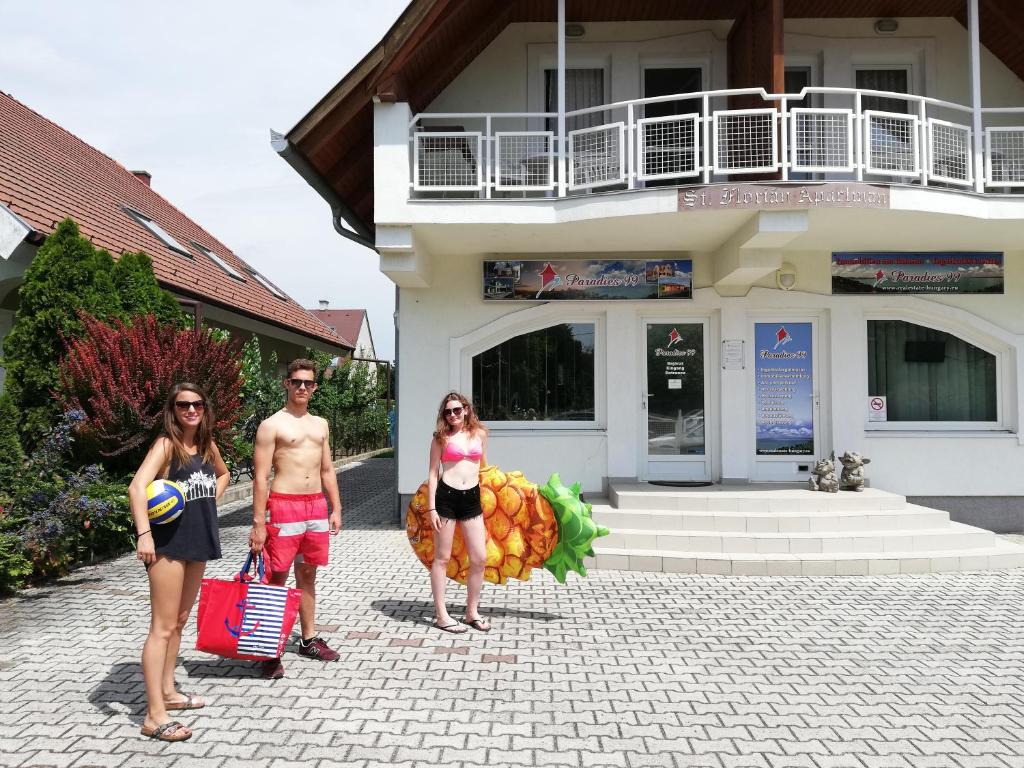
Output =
[
  {"x1": 864, "y1": 313, "x2": 1006, "y2": 432},
  {"x1": 246, "y1": 269, "x2": 288, "y2": 300},
  {"x1": 191, "y1": 242, "x2": 246, "y2": 281},
  {"x1": 853, "y1": 64, "x2": 915, "y2": 114},
  {"x1": 462, "y1": 314, "x2": 605, "y2": 431},
  {"x1": 123, "y1": 207, "x2": 192, "y2": 258}
]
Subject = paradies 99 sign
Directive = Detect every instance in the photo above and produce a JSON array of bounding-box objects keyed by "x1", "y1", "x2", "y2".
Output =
[{"x1": 484, "y1": 258, "x2": 693, "y2": 301}]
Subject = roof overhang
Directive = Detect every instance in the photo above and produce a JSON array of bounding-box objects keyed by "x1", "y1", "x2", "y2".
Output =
[
  {"x1": 0, "y1": 203, "x2": 36, "y2": 260},
  {"x1": 283, "y1": 0, "x2": 1024, "y2": 241}
]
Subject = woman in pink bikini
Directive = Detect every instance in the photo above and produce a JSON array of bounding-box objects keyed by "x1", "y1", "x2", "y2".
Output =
[{"x1": 426, "y1": 391, "x2": 490, "y2": 633}]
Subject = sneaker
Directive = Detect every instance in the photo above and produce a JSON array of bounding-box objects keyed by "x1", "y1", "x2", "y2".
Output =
[
  {"x1": 261, "y1": 658, "x2": 285, "y2": 679},
  {"x1": 297, "y1": 636, "x2": 340, "y2": 662}
]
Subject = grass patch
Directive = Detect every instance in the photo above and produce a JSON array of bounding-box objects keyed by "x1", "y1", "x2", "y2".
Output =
[{"x1": 372, "y1": 448, "x2": 394, "y2": 458}]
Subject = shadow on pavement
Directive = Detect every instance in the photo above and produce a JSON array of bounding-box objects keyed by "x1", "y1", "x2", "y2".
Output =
[
  {"x1": 370, "y1": 598, "x2": 563, "y2": 626},
  {"x1": 181, "y1": 655, "x2": 272, "y2": 680},
  {"x1": 87, "y1": 661, "x2": 146, "y2": 724}
]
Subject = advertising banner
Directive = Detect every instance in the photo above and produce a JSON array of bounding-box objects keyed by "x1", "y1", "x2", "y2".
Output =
[
  {"x1": 483, "y1": 259, "x2": 692, "y2": 301},
  {"x1": 832, "y1": 252, "x2": 1003, "y2": 294},
  {"x1": 754, "y1": 323, "x2": 814, "y2": 456}
]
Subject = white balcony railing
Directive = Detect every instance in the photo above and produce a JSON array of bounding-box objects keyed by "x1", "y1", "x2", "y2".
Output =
[{"x1": 408, "y1": 87, "x2": 1024, "y2": 199}]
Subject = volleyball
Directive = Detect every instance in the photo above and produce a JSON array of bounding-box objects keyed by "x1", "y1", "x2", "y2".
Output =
[{"x1": 146, "y1": 480, "x2": 186, "y2": 524}]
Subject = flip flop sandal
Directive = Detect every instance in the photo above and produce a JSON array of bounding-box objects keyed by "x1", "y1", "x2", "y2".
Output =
[
  {"x1": 434, "y1": 620, "x2": 467, "y2": 634},
  {"x1": 165, "y1": 693, "x2": 204, "y2": 710},
  {"x1": 462, "y1": 617, "x2": 491, "y2": 633},
  {"x1": 141, "y1": 721, "x2": 192, "y2": 742}
]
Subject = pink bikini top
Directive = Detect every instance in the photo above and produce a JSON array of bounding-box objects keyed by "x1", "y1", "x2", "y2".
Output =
[{"x1": 441, "y1": 436, "x2": 483, "y2": 462}]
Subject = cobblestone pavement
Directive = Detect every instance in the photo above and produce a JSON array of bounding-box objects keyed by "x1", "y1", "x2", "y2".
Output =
[{"x1": 2, "y1": 458, "x2": 1024, "y2": 768}]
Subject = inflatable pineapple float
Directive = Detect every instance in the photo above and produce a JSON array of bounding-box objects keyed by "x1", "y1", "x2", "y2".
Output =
[{"x1": 406, "y1": 466, "x2": 609, "y2": 584}]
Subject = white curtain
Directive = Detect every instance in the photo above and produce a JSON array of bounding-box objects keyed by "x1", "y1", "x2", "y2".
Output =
[{"x1": 546, "y1": 68, "x2": 604, "y2": 133}]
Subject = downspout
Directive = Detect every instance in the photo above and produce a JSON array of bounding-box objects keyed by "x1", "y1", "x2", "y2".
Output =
[{"x1": 270, "y1": 130, "x2": 377, "y2": 250}]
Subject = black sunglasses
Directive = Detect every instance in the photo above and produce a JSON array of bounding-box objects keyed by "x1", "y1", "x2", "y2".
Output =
[
  {"x1": 174, "y1": 400, "x2": 206, "y2": 411},
  {"x1": 443, "y1": 406, "x2": 465, "y2": 417},
  {"x1": 288, "y1": 378, "x2": 317, "y2": 389}
]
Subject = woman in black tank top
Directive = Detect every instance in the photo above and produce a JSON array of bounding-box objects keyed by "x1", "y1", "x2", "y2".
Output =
[{"x1": 128, "y1": 383, "x2": 229, "y2": 742}]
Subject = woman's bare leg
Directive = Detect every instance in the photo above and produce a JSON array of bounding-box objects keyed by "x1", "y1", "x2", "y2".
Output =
[
  {"x1": 430, "y1": 517, "x2": 465, "y2": 630},
  {"x1": 161, "y1": 560, "x2": 206, "y2": 706},
  {"x1": 142, "y1": 557, "x2": 191, "y2": 734},
  {"x1": 461, "y1": 514, "x2": 488, "y2": 624}
]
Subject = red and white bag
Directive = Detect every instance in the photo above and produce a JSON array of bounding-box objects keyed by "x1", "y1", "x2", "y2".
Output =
[{"x1": 196, "y1": 552, "x2": 302, "y2": 661}]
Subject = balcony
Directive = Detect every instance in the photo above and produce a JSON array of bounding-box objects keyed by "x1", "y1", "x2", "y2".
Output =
[{"x1": 408, "y1": 87, "x2": 1024, "y2": 200}]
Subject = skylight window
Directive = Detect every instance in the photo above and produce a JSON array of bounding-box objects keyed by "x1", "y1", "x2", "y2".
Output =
[
  {"x1": 123, "y1": 207, "x2": 191, "y2": 257},
  {"x1": 248, "y1": 270, "x2": 288, "y2": 300},
  {"x1": 192, "y1": 242, "x2": 246, "y2": 281}
]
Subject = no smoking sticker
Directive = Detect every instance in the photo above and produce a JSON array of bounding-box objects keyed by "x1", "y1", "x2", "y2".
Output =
[{"x1": 868, "y1": 396, "x2": 887, "y2": 422}]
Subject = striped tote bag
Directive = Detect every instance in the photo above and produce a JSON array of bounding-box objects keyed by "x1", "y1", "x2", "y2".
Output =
[{"x1": 196, "y1": 553, "x2": 302, "y2": 661}]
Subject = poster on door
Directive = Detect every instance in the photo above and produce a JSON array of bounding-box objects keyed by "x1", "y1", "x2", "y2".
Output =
[{"x1": 754, "y1": 323, "x2": 813, "y2": 455}]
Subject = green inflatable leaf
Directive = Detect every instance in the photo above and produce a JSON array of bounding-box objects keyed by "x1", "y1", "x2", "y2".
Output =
[{"x1": 538, "y1": 473, "x2": 610, "y2": 583}]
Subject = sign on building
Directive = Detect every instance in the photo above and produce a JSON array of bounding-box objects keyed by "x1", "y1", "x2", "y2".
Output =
[
  {"x1": 483, "y1": 259, "x2": 692, "y2": 301},
  {"x1": 754, "y1": 323, "x2": 814, "y2": 456},
  {"x1": 832, "y1": 252, "x2": 1003, "y2": 294}
]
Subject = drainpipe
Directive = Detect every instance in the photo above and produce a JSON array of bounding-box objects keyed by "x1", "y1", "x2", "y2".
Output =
[
  {"x1": 968, "y1": 0, "x2": 984, "y2": 193},
  {"x1": 270, "y1": 130, "x2": 376, "y2": 250}
]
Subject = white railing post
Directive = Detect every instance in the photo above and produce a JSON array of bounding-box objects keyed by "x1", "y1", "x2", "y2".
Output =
[
  {"x1": 627, "y1": 102, "x2": 636, "y2": 190},
  {"x1": 780, "y1": 96, "x2": 789, "y2": 181},
  {"x1": 969, "y1": 0, "x2": 985, "y2": 192},
  {"x1": 556, "y1": 0, "x2": 567, "y2": 198},
  {"x1": 918, "y1": 99, "x2": 929, "y2": 187},
  {"x1": 702, "y1": 93, "x2": 711, "y2": 184},
  {"x1": 485, "y1": 115, "x2": 492, "y2": 199},
  {"x1": 854, "y1": 92, "x2": 864, "y2": 181}
]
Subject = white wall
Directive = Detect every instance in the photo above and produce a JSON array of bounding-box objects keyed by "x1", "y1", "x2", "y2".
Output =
[{"x1": 396, "y1": 247, "x2": 1024, "y2": 497}]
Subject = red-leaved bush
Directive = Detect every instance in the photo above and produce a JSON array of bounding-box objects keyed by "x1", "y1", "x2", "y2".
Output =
[{"x1": 58, "y1": 314, "x2": 243, "y2": 461}]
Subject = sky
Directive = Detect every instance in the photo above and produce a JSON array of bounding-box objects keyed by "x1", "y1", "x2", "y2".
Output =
[{"x1": 0, "y1": 0, "x2": 409, "y2": 360}]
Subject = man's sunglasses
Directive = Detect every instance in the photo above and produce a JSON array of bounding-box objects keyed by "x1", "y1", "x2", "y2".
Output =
[
  {"x1": 174, "y1": 400, "x2": 206, "y2": 411},
  {"x1": 443, "y1": 406, "x2": 465, "y2": 417},
  {"x1": 288, "y1": 378, "x2": 317, "y2": 390}
]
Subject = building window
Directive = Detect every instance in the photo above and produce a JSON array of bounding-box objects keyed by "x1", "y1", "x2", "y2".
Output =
[
  {"x1": 855, "y1": 68, "x2": 910, "y2": 113},
  {"x1": 545, "y1": 68, "x2": 605, "y2": 133},
  {"x1": 247, "y1": 270, "x2": 288, "y2": 300},
  {"x1": 192, "y1": 242, "x2": 245, "y2": 281},
  {"x1": 867, "y1": 320, "x2": 997, "y2": 423},
  {"x1": 123, "y1": 207, "x2": 191, "y2": 257},
  {"x1": 473, "y1": 323, "x2": 595, "y2": 422}
]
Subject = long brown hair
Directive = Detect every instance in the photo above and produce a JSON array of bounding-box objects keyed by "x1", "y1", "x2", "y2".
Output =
[
  {"x1": 432, "y1": 391, "x2": 486, "y2": 444},
  {"x1": 162, "y1": 382, "x2": 216, "y2": 469}
]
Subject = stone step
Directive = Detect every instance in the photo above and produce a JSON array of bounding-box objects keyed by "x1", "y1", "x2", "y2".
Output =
[
  {"x1": 598, "y1": 521, "x2": 994, "y2": 554},
  {"x1": 609, "y1": 484, "x2": 907, "y2": 513},
  {"x1": 584, "y1": 539, "x2": 1024, "y2": 577},
  {"x1": 589, "y1": 501, "x2": 949, "y2": 533}
]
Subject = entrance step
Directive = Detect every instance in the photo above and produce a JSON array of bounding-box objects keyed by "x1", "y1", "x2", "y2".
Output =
[
  {"x1": 585, "y1": 540, "x2": 1024, "y2": 576},
  {"x1": 585, "y1": 482, "x2": 1024, "y2": 575},
  {"x1": 591, "y1": 501, "x2": 948, "y2": 533}
]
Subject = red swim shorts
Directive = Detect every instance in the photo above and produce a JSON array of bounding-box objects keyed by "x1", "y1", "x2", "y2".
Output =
[{"x1": 264, "y1": 492, "x2": 330, "y2": 572}]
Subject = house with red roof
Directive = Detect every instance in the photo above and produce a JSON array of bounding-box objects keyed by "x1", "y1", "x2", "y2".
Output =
[
  {"x1": 0, "y1": 91, "x2": 351, "y2": 390},
  {"x1": 309, "y1": 305, "x2": 378, "y2": 360}
]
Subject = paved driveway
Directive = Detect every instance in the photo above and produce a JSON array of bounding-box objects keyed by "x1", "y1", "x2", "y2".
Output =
[{"x1": 1, "y1": 458, "x2": 1023, "y2": 768}]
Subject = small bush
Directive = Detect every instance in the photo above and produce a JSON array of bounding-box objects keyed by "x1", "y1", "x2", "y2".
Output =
[{"x1": 57, "y1": 314, "x2": 244, "y2": 468}]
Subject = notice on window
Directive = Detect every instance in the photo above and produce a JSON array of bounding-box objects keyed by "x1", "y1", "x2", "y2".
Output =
[
  {"x1": 754, "y1": 323, "x2": 813, "y2": 456},
  {"x1": 868, "y1": 396, "x2": 887, "y2": 422}
]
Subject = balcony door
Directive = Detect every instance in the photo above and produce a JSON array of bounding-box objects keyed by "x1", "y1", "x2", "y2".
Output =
[{"x1": 641, "y1": 66, "x2": 703, "y2": 186}]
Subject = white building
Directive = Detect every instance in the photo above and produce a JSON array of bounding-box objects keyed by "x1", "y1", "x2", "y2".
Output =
[{"x1": 278, "y1": 0, "x2": 1024, "y2": 570}]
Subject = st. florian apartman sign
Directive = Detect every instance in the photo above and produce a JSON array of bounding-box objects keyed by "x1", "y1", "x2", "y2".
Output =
[{"x1": 678, "y1": 183, "x2": 890, "y2": 212}]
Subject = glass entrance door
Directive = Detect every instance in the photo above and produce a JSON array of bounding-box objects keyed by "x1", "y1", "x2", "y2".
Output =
[{"x1": 643, "y1": 322, "x2": 710, "y2": 481}]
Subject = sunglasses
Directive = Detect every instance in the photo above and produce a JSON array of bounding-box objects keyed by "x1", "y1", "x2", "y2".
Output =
[
  {"x1": 443, "y1": 406, "x2": 465, "y2": 417},
  {"x1": 288, "y1": 379, "x2": 317, "y2": 390},
  {"x1": 174, "y1": 400, "x2": 206, "y2": 412}
]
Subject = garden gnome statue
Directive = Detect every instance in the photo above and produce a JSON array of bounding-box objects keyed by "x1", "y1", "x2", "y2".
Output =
[
  {"x1": 808, "y1": 452, "x2": 839, "y2": 493},
  {"x1": 838, "y1": 451, "x2": 871, "y2": 491}
]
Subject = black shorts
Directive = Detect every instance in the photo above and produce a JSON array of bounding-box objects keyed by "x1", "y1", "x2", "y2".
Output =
[{"x1": 436, "y1": 479, "x2": 482, "y2": 521}]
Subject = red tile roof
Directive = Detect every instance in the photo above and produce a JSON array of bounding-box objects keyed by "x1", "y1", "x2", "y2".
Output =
[
  {"x1": 0, "y1": 91, "x2": 348, "y2": 350},
  {"x1": 309, "y1": 309, "x2": 366, "y2": 351}
]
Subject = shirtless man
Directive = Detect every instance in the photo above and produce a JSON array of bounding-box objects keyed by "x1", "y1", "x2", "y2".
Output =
[{"x1": 249, "y1": 358, "x2": 342, "y2": 679}]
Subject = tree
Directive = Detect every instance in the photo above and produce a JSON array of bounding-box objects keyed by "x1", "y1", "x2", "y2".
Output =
[
  {"x1": 3, "y1": 219, "x2": 122, "y2": 440},
  {"x1": 0, "y1": 393, "x2": 24, "y2": 482},
  {"x1": 57, "y1": 314, "x2": 243, "y2": 467},
  {"x1": 112, "y1": 250, "x2": 185, "y2": 328}
]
